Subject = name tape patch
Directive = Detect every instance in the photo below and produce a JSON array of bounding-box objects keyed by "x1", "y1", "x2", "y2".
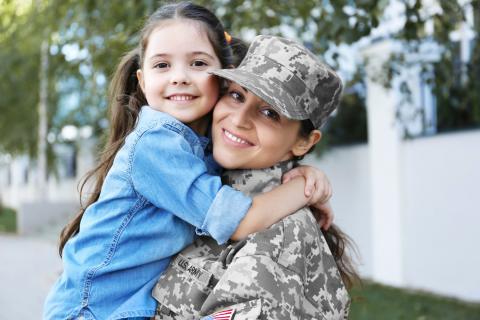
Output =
[{"x1": 173, "y1": 254, "x2": 212, "y2": 285}]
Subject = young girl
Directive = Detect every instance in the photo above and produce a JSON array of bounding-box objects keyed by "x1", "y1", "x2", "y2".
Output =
[
  {"x1": 152, "y1": 35, "x2": 358, "y2": 320},
  {"x1": 44, "y1": 3, "x2": 332, "y2": 320}
]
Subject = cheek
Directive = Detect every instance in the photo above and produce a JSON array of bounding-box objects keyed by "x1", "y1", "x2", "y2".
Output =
[
  {"x1": 143, "y1": 73, "x2": 158, "y2": 93},
  {"x1": 202, "y1": 74, "x2": 220, "y2": 92},
  {"x1": 258, "y1": 125, "x2": 297, "y2": 155},
  {"x1": 212, "y1": 99, "x2": 229, "y2": 119},
  {"x1": 256, "y1": 125, "x2": 278, "y2": 149}
]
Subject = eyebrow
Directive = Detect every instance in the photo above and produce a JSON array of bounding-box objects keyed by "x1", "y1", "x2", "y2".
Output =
[
  {"x1": 149, "y1": 54, "x2": 169, "y2": 60},
  {"x1": 191, "y1": 51, "x2": 217, "y2": 60},
  {"x1": 148, "y1": 51, "x2": 216, "y2": 60}
]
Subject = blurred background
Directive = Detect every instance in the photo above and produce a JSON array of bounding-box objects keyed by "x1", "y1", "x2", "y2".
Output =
[{"x1": 0, "y1": 0, "x2": 479, "y2": 318}]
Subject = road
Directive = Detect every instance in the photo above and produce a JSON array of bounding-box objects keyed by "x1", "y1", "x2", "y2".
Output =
[{"x1": 0, "y1": 232, "x2": 62, "y2": 319}]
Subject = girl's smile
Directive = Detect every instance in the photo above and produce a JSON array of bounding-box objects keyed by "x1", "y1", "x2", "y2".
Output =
[{"x1": 167, "y1": 94, "x2": 197, "y2": 102}]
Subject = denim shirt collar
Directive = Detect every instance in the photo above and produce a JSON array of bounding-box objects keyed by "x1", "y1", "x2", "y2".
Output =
[{"x1": 139, "y1": 106, "x2": 210, "y2": 151}]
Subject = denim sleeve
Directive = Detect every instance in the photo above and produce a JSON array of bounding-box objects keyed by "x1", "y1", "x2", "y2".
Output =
[{"x1": 131, "y1": 125, "x2": 252, "y2": 244}]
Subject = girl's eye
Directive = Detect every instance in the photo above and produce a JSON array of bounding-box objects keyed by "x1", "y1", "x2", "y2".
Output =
[
  {"x1": 260, "y1": 108, "x2": 280, "y2": 121},
  {"x1": 191, "y1": 60, "x2": 208, "y2": 67},
  {"x1": 228, "y1": 90, "x2": 244, "y2": 102},
  {"x1": 154, "y1": 62, "x2": 169, "y2": 69}
]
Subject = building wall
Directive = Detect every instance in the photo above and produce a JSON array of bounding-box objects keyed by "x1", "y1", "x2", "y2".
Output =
[{"x1": 402, "y1": 130, "x2": 480, "y2": 300}]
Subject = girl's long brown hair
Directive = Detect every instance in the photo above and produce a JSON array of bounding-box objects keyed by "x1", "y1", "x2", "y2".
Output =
[{"x1": 59, "y1": 2, "x2": 237, "y2": 256}]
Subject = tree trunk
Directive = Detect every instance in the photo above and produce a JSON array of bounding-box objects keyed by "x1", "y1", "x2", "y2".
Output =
[{"x1": 37, "y1": 38, "x2": 48, "y2": 199}]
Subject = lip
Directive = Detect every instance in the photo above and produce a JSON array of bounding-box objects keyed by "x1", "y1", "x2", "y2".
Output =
[
  {"x1": 221, "y1": 128, "x2": 254, "y2": 147},
  {"x1": 166, "y1": 94, "x2": 198, "y2": 101}
]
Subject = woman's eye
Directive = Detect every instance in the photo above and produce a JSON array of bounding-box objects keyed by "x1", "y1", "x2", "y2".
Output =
[
  {"x1": 228, "y1": 90, "x2": 244, "y2": 102},
  {"x1": 192, "y1": 60, "x2": 208, "y2": 67},
  {"x1": 260, "y1": 108, "x2": 280, "y2": 121},
  {"x1": 154, "y1": 62, "x2": 169, "y2": 69}
]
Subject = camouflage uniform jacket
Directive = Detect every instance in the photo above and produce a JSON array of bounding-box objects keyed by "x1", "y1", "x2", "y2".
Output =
[{"x1": 152, "y1": 161, "x2": 350, "y2": 319}]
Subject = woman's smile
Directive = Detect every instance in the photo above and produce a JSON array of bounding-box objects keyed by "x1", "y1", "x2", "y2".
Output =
[{"x1": 222, "y1": 128, "x2": 254, "y2": 146}]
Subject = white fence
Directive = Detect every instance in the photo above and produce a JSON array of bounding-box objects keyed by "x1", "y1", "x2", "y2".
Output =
[{"x1": 306, "y1": 128, "x2": 480, "y2": 302}]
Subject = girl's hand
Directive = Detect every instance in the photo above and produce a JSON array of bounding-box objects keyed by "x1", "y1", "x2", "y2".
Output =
[
  {"x1": 311, "y1": 201, "x2": 334, "y2": 230},
  {"x1": 282, "y1": 165, "x2": 334, "y2": 230},
  {"x1": 282, "y1": 165, "x2": 332, "y2": 203}
]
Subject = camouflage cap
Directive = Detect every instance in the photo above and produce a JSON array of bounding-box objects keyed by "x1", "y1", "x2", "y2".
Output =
[{"x1": 210, "y1": 35, "x2": 343, "y2": 129}]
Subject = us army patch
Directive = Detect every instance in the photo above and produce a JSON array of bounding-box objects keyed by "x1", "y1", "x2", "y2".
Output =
[{"x1": 172, "y1": 254, "x2": 212, "y2": 286}]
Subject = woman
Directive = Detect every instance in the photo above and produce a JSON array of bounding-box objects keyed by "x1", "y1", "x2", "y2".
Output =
[{"x1": 152, "y1": 35, "x2": 358, "y2": 320}]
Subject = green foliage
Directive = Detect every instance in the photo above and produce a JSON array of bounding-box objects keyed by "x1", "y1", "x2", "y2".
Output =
[
  {"x1": 326, "y1": 74, "x2": 368, "y2": 146},
  {"x1": 433, "y1": 8, "x2": 480, "y2": 132},
  {"x1": 0, "y1": 206, "x2": 16, "y2": 233},
  {"x1": 350, "y1": 281, "x2": 480, "y2": 319},
  {"x1": 0, "y1": 0, "x2": 478, "y2": 156},
  {"x1": 0, "y1": 2, "x2": 41, "y2": 156},
  {"x1": 211, "y1": 0, "x2": 388, "y2": 62}
]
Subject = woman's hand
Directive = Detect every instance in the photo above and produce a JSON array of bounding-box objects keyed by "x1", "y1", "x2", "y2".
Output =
[{"x1": 282, "y1": 165, "x2": 334, "y2": 230}]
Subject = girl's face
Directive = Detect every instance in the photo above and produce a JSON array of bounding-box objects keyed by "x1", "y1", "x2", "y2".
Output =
[
  {"x1": 212, "y1": 82, "x2": 313, "y2": 169},
  {"x1": 137, "y1": 20, "x2": 222, "y2": 134}
]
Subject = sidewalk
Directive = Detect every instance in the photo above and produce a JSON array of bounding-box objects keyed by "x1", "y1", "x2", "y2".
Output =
[{"x1": 0, "y1": 228, "x2": 63, "y2": 319}]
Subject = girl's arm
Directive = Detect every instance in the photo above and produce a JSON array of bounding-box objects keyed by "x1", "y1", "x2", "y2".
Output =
[
  {"x1": 132, "y1": 124, "x2": 332, "y2": 244},
  {"x1": 231, "y1": 165, "x2": 334, "y2": 240},
  {"x1": 282, "y1": 165, "x2": 334, "y2": 230},
  {"x1": 132, "y1": 125, "x2": 252, "y2": 245},
  {"x1": 230, "y1": 176, "x2": 309, "y2": 240}
]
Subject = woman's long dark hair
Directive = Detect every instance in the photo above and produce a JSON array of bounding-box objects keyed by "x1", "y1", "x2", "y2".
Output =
[
  {"x1": 59, "y1": 2, "x2": 237, "y2": 256},
  {"x1": 322, "y1": 224, "x2": 360, "y2": 289},
  {"x1": 298, "y1": 119, "x2": 360, "y2": 289}
]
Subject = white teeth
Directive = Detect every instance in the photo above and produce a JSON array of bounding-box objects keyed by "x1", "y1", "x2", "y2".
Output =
[
  {"x1": 170, "y1": 95, "x2": 193, "y2": 101},
  {"x1": 224, "y1": 130, "x2": 249, "y2": 145}
]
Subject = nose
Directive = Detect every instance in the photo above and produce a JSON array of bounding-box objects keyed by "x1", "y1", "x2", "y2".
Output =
[
  {"x1": 170, "y1": 66, "x2": 190, "y2": 85},
  {"x1": 230, "y1": 105, "x2": 253, "y2": 129}
]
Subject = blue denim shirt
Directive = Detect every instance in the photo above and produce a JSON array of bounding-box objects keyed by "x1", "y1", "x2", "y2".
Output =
[{"x1": 44, "y1": 106, "x2": 252, "y2": 320}]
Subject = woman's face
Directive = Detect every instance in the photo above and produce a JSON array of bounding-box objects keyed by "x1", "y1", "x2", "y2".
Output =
[{"x1": 212, "y1": 82, "x2": 309, "y2": 169}]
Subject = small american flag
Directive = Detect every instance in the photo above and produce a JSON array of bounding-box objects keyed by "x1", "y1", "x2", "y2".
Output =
[{"x1": 200, "y1": 308, "x2": 235, "y2": 320}]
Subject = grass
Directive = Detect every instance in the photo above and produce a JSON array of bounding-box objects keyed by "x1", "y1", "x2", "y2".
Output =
[
  {"x1": 0, "y1": 206, "x2": 16, "y2": 233},
  {"x1": 349, "y1": 281, "x2": 480, "y2": 320}
]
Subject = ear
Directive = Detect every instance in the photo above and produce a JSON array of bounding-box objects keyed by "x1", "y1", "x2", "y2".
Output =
[
  {"x1": 136, "y1": 69, "x2": 145, "y2": 93},
  {"x1": 292, "y1": 130, "x2": 322, "y2": 157}
]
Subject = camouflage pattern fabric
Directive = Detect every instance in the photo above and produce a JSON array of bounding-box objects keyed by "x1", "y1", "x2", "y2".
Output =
[
  {"x1": 152, "y1": 161, "x2": 350, "y2": 319},
  {"x1": 210, "y1": 35, "x2": 343, "y2": 129}
]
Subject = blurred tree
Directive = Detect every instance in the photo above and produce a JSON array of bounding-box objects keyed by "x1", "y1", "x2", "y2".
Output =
[
  {"x1": 432, "y1": 1, "x2": 480, "y2": 132},
  {"x1": 0, "y1": 0, "x2": 42, "y2": 156},
  {"x1": 0, "y1": 0, "x2": 477, "y2": 160}
]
